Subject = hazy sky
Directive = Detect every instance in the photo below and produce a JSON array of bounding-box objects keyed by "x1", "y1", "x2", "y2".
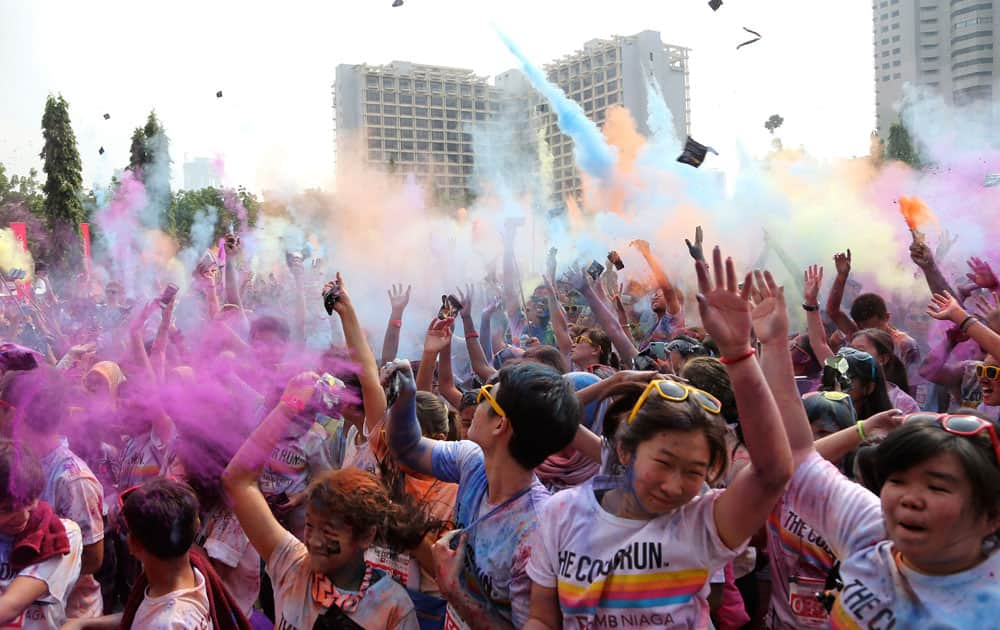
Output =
[{"x1": 0, "y1": 0, "x2": 875, "y2": 194}]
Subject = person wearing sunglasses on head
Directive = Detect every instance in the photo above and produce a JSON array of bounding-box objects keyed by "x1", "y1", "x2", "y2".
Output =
[
  {"x1": 760, "y1": 275, "x2": 1000, "y2": 627},
  {"x1": 384, "y1": 358, "x2": 581, "y2": 630},
  {"x1": 975, "y1": 360, "x2": 1000, "y2": 420},
  {"x1": 522, "y1": 249, "x2": 794, "y2": 630}
]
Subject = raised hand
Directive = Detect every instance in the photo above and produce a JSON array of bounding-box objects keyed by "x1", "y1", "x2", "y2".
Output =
[
  {"x1": 695, "y1": 247, "x2": 753, "y2": 358},
  {"x1": 864, "y1": 408, "x2": 904, "y2": 434},
  {"x1": 325, "y1": 273, "x2": 353, "y2": 316},
  {"x1": 629, "y1": 239, "x2": 652, "y2": 257},
  {"x1": 455, "y1": 284, "x2": 475, "y2": 317},
  {"x1": 565, "y1": 264, "x2": 590, "y2": 292},
  {"x1": 424, "y1": 317, "x2": 454, "y2": 355},
  {"x1": 803, "y1": 265, "x2": 823, "y2": 306},
  {"x1": 833, "y1": 249, "x2": 852, "y2": 277},
  {"x1": 936, "y1": 229, "x2": 958, "y2": 261},
  {"x1": 926, "y1": 291, "x2": 967, "y2": 324},
  {"x1": 966, "y1": 256, "x2": 999, "y2": 290},
  {"x1": 382, "y1": 358, "x2": 415, "y2": 398},
  {"x1": 749, "y1": 269, "x2": 789, "y2": 345},
  {"x1": 432, "y1": 530, "x2": 468, "y2": 598},
  {"x1": 974, "y1": 290, "x2": 1000, "y2": 333},
  {"x1": 909, "y1": 239, "x2": 934, "y2": 269},
  {"x1": 684, "y1": 226, "x2": 705, "y2": 263},
  {"x1": 388, "y1": 283, "x2": 412, "y2": 315}
]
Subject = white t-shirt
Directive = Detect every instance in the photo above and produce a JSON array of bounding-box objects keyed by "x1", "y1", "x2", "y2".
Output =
[
  {"x1": 118, "y1": 427, "x2": 177, "y2": 490},
  {"x1": 0, "y1": 518, "x2": 83, "y2": 630},
  {"x1": 132, "y1": 566, "x2": 213, "y2": 630},
  {"x1": 40, "y1": 444, "x2": 104, "y2": 619},
  {"x1": 266, "y1": 529, "x2": 419, "y2": 630},
  {"x1": 785, "y1": 451, "x2": 1000, "y2": 629},
  {"x1": 765, "y1": 496, "x2": 837, "y2": 629},
  {"x1": 259, "y1": 422, "x2": 333, "y2": 498},
  {"x1": 198, "y1": 508, "x2": 259, "y2": 620},
  {"x1": 526, "y1": 476, "x2": 744, "y2": 629}
]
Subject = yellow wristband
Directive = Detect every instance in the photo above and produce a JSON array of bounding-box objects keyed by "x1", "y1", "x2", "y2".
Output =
[{"x1": 856, "y1": 420, "x2": 866, "y2": 441}]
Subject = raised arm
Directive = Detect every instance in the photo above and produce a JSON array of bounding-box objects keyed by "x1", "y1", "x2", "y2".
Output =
[
  {"x1": 543, "y1": 276, "x2": 573, "y2": 358},
  {"x1": 909, "y1": 236, "x2": 957, "y2": 298},
  {"x1": 575, "y1": 269, "x2": 638, "y2": 367},
  {"x1": 918, "y1": 326, "x2": 967, "y2": 392},
  {"x1": 502, "y1": 220, "x2": 525, "y2": 333},
  {"x1": 630, "y1": 239, "x2": 681, "y2": 315},
  {"x1": 417, "y1": 318, "x2": 453, "y2": 393},
  {"x1": 384, "y1": 361, "x2": 437, "y2": 476},
  {"x1": 709, "y1": 259, "x2": 793, "y2": 550},
  {"x1": 149, "y1": 294, "x2": 176, "y2": 381},
  {"x1": 825, "y1": 249, "x2": 859, "y2": 336},
  {"x1": 222, "y1": 373, "x2": 316, "y2": 563},
  {"x1": 222, "y1": 234, "x2": 249, "y2": 330},
  {"x1": 803, "y1": 265, "x2": 834, "y2": 363},
  {"x1": 928, "y1": 291, "x2": 1000, "y2": 359},
  {"x1": 288, "y1": 258, "x2": 307, "y2": 344},
  {"x1": 329, "y1": 274, "x2": 387, "y2": 434},
  {"x1": 814, "y1": 408, "x2": 902, "y2": 463},
  {"x1": 380, "y1": 283, "x2": 411, "y2": 367},
  {"x1": 437, "y1": 333, "x2": 463, "y2": 410},
  {"x1": 128, "y1": 299, "x2": 159, "y2": 382},
  {"x1": 457, "y1": 285, "x2": 497, "y2": 382}
]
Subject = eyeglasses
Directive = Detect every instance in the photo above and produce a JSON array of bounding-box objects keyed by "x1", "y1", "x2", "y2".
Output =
[
  {"x1": 976, "y1": 364, "x2": 1000, "y2": 381},
  {"x1": 627, "y1": 379, "x2": 722, "y2": 425},
  {"x1": 564, "y1": 305, "x2": 580, "y2": 314},
  {"x1": 476, "y1": 384, "x2": 506, "y2": 418},
  {"x1": 904, "y1": 413, "x2": 1000, "y2": 465}
]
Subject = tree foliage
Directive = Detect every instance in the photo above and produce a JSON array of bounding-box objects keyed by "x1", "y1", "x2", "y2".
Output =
[
  {"x1": 165, "y1": 186, "x2": 261, "y2": 249},
  {"x1": 39, "y1": 95, "x2": 85, "y2": 233},
  {"x1": 885, "y1": 121, "x2": 921, "y2": 168},
  {"x1": 764, "y1": 114, "x2": 784, "y2": 135}
]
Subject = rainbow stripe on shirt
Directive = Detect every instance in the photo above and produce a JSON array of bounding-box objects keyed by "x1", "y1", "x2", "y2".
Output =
[{"x1": 558, "y1": 569, "x2": 709, "y2": 615}]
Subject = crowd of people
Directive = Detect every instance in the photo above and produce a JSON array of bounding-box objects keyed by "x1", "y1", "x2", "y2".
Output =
[{"x1": 0, "y1": 219, "x2": 998, "y2": 630}]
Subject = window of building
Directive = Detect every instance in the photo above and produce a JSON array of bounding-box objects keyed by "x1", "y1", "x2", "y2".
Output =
[
  {"x1": 881, "y1": 12, "x2": 888, "y2": 19},
  {"x1": 460, "y1": 85, "x2": 472, "y2": 97},
  {"x1": 402, "y1": 141, "x2": 414, "y2": 150},
  {"x1": 430, "y1": 96, "x2": 443, "y2": 107},
  {"x1": 367, "y1": 115, "x2": 381, "y2": 125},
  {"x1": 384, "y1": 128, "x2": 398, "y2": 138},
  {"x1": 883, "y1": 74, "x2": 891, "y2": 81},
  {"x1": 583, "y1": 89, "x2": 593, "y2": 99},
  {"x1": 432, "y1": 131, "x2": 444, "y2": 140},
  {"x1": 882, "y1": 50, "x2": 890, "y2": 57},
  {"x1": 891, "y1": 10, "x2": 899, "y2": 16},
  {"x1": 475, "y1": 100, "x2": 486, "y2": 111},
  {"x1": 461, "y1": 98, "x2": 472, "y2": 109},
  {"x1": 368, "y1": 138, "x2": 380, "y2": 150},
  {"x1": 416, "y1": 130, "x2": 429, "y2": 139},
  {"x1": 385, "y1": 140, "x2": 399, "y2": 149},
  {"x1": 399, "y1": 94, "x2": 412, "y2": 105},
  {"x1": 369, "y1": 127, "x2": 382, "y2": 138},
  {"x1": 607, "y1": 66, "x2": 618, "y2": 78},
  {"x1": 446, "y1": 97, "x2": 458, "y2": 108},
  {"x1": 892, "y1": 35, "x2": 900, "y2": 41},
  {"x1": 415, "y1": 80, "x2": 427, "y2": 90},
  {"x1": 384, "y1": 116, "x2": 397, "y2": 126},
  {"x1": 384, "y1": 104, "x2": 397, "y2": 115},
  {"x1": 417, "y1": 141, "x2": 429, "y2": 150},
  {"x1": 461, "y1": 111, "x2": 472, "y2": 121},
  {"x1": 446, "y1": 82, "x2": 457, "y2": 94},
  {"x1": 366, "y1": 89, "x2": 379, "y2": 101},
  {"x1": 399, "y1": 79, "x2": 411, "y2": 90},
  {"x1": 882, "y1": 62, "x2": 891, "y2": 69},
  {"x1": 415, "y1": 118, "x2": 428, "y2": 129},
  {"x1": 475, "y1": 112, "x2": 486, "y2": 121},
  {"x1": 366, "y1": 103, "x2": 380, "y2": 114},
  {"x1": 382, "y1": 77, "x2": 395, "y2": 89},
  {"x1": 446, "y1": 110, "x2": 458, "y2": 119},
  {"x1": 431, "y1": 81, "x2": 442, "y2": 93},
  {"x1": 446, "y1": 120, "x2": 459, "y2": 129},
  {"x1": 415, "y1": 107, "x2": 428, "y2": 117},
  {"x1": 476, "y1": 85, "x2": 486, "y2": 96},
  {"x1": 893, "y1": 60, "x2": 901, "y2": 66},
  {"x1": 892, "y1": 47, "x2": 900, "y2": 54},
  {"x1": 432, "y1": 142, "x2": 444, "y2": 151},
  {"x1": 400, "y1": 117, "x2": 414, "y2": 127},
  {"x1": 400, "y1": 106, "x2": 413, "y2": 116},
  {"x1": 881, "y1": 38, "x2": 890, "y2": 44},
  {"x1": 432, "y1": 119, "x2": 444, "y2": 129}
]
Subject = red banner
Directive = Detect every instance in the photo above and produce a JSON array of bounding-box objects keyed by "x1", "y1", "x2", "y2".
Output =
[{"x1": 9, "y1": 222, "x2": 27, "y2": 251}]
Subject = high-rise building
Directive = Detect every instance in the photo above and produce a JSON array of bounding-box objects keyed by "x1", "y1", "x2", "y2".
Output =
[
  {"x1": 182, "y1": 157, "x2": 221, "y2": 191},
  {"x1": 515, "y1": 30, "x2": 691, "y2": 201},
  {"x1": 333, "y1": 61, "x2": 503, "y2": 203},
  {"x1": 333, "y1": 30, "x2": 690, "y2": 205},
  {"x1": 873, "y1": 0, "x2": 997, "y2": 136}
]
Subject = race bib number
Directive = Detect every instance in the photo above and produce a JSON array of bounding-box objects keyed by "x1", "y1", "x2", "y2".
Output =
[{"x1": 788, "y1": 576, "x2": 829, "y2": 628}]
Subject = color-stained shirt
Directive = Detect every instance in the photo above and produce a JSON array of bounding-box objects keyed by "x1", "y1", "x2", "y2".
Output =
[
  {"x1": 430, "y1": 440, "x2": 549, "y2": 629},
  {"x1": 40, "y1": 444, "x2": 104, "y2": 619},
  {"x1": 785, "y1": 451, "x2": 1000, "y2": 629},
  {"x1": 266, "y1": 529, "x2": 418, "y2": 630},
  {"x1": 132, "y1": 567, "x2": 213, "y2": 630},
  {"x1": 198, "y1": 508, "x2": 259, "y2": 620},
  {"x1": 526, "y1": 476, "x2": 743, "y2": 629},
  {"x1": 765, "y1": 496, "x2": 836, "y2": 629},
  {"x1": 0, "y1": 519, "x2": 83, "y2": 630}
]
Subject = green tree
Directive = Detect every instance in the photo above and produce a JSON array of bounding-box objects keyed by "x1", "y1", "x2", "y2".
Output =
[
  {"x1": 128, "y1": 127, "x2": 148, "y2": 173},
  {"x1": 885, "y1": 121, "x2": 920, "y2": 168},
  {"x1": 165, "y1": 186, "x2": 260, "y2": 249},
  {"x1": 39, "y1": 94, "x2": 85, "y2": 232}
]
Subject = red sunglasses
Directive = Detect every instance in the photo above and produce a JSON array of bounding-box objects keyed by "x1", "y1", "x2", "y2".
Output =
[{"x1": 904, "y1": 413, "x2": 1000, "y2": 465}]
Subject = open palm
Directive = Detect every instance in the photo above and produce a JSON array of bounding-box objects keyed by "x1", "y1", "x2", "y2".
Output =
[
  {"x1": 695, "y1": 247, "x2": 752, "y2": 356},
  {"x1": 750, "y1": 270, "x2": 788, "y2": 344}
]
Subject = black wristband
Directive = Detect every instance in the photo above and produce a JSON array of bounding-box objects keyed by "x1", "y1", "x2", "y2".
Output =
[
  {"x1": 802, "y1": 303, "x2": 819, "y2": 312},
  {"x1": 959, "y1": 315, "x2": 977, "y2": 332}
]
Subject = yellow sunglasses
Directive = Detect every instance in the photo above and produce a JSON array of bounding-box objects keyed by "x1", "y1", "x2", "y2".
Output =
[
  {"x1": 627, "y1": 379, "x2": 722, "y2": 425},
  {"x1": 574, "y1": 335, "x2": 595, "y2": 346},
  {"x1": 476, "y1": 383, "x2": 506, "y2": 418}
]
